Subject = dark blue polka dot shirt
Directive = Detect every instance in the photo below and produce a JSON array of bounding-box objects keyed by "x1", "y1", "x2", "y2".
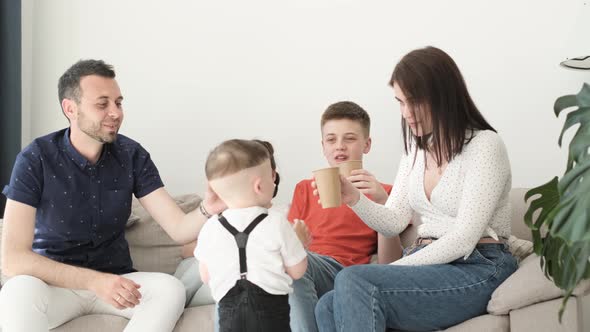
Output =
[{"x1": 2, "y1": 128, "x2": 164, "y2": 274}]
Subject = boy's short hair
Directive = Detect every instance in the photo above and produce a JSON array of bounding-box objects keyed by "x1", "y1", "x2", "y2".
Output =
[
  {"x1": 205, "y1": 139, "x2": 270, "y2": 181},
  {"x1": 253, "y1": 140, "x2": 276, "y2": 171},
  {"x1": 320, "y1": 101, "x2": 371, "y2": 137}
]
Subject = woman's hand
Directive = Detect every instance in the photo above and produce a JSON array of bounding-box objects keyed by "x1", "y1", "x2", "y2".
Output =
[
  {"x1": 347, "y1": 169, "x2": 388, "y2": 204},
  {"x1": 312, "y1": 174, "x2": 361, "y2": 206}
]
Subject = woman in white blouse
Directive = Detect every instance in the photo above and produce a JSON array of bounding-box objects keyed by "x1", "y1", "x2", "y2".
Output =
[{"x1": 315, "y1": 46, "x2": 518, "y2": 332}]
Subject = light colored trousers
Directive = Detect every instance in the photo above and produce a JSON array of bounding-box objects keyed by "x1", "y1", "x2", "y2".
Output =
[{"x1": 0, "y1": 272, "x2": 186, "y2": 332}]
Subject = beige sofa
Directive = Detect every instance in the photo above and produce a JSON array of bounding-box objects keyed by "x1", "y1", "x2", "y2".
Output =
[{"x1": 1, "y1": 189, "x2": 589, "y2": 331}]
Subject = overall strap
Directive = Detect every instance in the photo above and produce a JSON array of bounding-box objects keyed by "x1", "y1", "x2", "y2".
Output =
[{"x1": 218, "y1": 213, "x2": 268, "y2": 279}]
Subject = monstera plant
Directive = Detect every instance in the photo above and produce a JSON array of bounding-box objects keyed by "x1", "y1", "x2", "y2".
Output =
[{"x1": 524, "y1": 83, "x2": 590, "y2": 320}]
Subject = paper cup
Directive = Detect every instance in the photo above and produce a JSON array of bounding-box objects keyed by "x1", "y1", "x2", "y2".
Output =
[
  {"x1": 338, "y1": 160, "x2": 363, "y2": 177},
  {"x1": 313, "y1": 167, "x2": 341, "y2": 208}
]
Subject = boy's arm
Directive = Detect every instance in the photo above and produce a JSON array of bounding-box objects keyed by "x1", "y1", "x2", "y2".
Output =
[
  {"x1": 377, "y1": 233, "x2": 403, "y2": 264},
  {"x1": 287, "y1": 181, "x2": 313, "y2": 248},
  {"x1": 347, "y1": 169, "x2": 389, "y2": 204},
  {"x1": 279, "y1": 215, "x2": 308, "y2": 279},
  {"x1": 292, "y1": 219, "x2": 311, "y2": 249},
  {"x1": 285, "y1": 257, "x2": 308, "y2": 280}
]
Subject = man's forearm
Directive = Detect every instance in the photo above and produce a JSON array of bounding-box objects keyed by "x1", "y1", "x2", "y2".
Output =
[
  {"x1": 159, "y1": 207, "x2": 209, "y2": 245},
  {"x1": 5, "y1": 250, "x2": 100, "y2": 290},
  {"x1": 175, "y1": 209, "x2": 208, "y2": 244},
  {"x1": 139, "y1": 188, "x2": 211, "y2": 244}
]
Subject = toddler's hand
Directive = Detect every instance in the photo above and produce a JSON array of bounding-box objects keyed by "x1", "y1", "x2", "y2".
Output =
[{"x1": 293, "y1": 219, "x2": 311, "y2": 249}]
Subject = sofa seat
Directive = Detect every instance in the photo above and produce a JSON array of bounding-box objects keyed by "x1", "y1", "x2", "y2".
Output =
[
  {"x1": 51, "y1": 305, "x2": 215, "y2": 332},
  {"x1": 1, "y1": 189, "x2": 589, "y2": 331}
]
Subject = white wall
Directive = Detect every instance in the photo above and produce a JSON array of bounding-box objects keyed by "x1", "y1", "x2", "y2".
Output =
[{"x1": 22, "y1": 0, "x2": 590, "y2": 204}]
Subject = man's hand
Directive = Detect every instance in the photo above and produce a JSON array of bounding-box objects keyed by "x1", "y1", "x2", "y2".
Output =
[
  {"x1": 89, "y1": 273, "x2": 142, "y2": 310},
  {"x1": 293, "y1": 219, "x2": 311, "y2": 249},
  {"x1": 347, "y1": 169, "x2": 388, "y2": 204},
  {"x1": 203, "y1": 185, "x2": 227, "y2": 215}
]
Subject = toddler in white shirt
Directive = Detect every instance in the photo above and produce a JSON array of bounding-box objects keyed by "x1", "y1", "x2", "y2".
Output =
[{"x1": 195, "y1": 139, "x2": 307, "y2": 332}]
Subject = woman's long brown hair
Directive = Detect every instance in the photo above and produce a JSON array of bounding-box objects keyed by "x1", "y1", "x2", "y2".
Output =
[{"x1": 390, "y1": 46, "x2": 496, "y2": 167}]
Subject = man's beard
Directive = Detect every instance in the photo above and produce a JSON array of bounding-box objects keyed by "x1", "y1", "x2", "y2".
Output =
[{"x1": 78, "y1": 118, "x2": 118, "y2": 144}]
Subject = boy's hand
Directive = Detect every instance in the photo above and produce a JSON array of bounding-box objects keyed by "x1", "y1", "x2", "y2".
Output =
[
  {"x1": 311, "y1": 175, "x2": 361, "y2": 206},
  {"x1": 293, "y1": 219, "x2": 311, "y2": 249},
  {"x1": 203, "y1": 184, "x2": 227, "y2": 215},
  {"x1": 347, "y1": 169, "x2": 388, "y2": 204}
]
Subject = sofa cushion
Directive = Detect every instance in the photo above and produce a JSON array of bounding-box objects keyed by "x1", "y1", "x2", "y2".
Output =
[
  {"x1": 126, "y1": 212, "x2": 140, "y2": 227},
  {"x1": 506, "y1": 235, "x2": 533, "y2": 263},
  {"x1": 49, "y1": 306, "x2": 217, "y2": 332},
  {"x1": 51, "y1": 314, "x2": 128, "y2": 332},
  {"x1": 488, "y1": 254, "x2": 590, "y2": 315},
  {"x1": 126, "y1": 193, "x2": 202, "y2": 274},
  {"x1": 173, "y1": 305, "x2": 215, "y2": 332},
  {"x1": 444, "y1": 314, "x2": 509, "y2": 332},
  {"x1": 508, "y1": 296, "x2": 582, "y2": 332}
]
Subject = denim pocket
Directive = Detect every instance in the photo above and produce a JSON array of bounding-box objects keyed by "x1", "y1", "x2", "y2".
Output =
[
  {"x1": 403, "y1": 244, "x2": 428, "y2": 257},
  {"x1": 470, "y1": 248, "x2": 496, "y2": 266}
]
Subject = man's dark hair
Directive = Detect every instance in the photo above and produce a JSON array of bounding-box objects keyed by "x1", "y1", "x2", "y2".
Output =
[
  {"x1": 58, "y1": 59, "x2": 116, "y2": 105},
  {"x1": 321, "y1": 101, "x2": 371, "y2": 137},
  {"x1": 390, "y1": 46, "x2": 495, "y2": 167}
]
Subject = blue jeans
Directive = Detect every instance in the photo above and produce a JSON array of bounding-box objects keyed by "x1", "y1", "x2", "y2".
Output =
[
  {"x1": 289, "y1": 252, "x2": 344, "y2": 332},
  {"x1": 315, "y1": 244, "x2": 518, "y2": 332}
]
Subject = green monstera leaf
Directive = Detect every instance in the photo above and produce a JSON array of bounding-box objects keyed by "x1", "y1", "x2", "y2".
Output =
[
  {"x1": 524, "y1": 177, "x2": 559, "y2": 253},
  {"x1": 525, "y1": 83, "x2": 590, "y2": 320}
]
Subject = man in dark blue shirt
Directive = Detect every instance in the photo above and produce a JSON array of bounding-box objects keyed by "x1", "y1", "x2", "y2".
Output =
[{"x1": 0, "y1": 60, "x2": 226, "y2": 331}]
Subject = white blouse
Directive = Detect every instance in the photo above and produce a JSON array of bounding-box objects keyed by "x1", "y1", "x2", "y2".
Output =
[{"x1": 351, "y1": 130, "x2": 512, "y2": 266}]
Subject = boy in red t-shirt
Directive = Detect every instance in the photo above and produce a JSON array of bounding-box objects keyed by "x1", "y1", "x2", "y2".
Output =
[{"x1": 288, "y1": 101, "x2": 403, "y2": 332}]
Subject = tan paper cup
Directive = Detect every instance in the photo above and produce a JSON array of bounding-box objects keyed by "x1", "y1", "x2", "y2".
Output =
[
  {"x1": 338, "y1": 160, "x2": 363, "y2": 177},
  {"x1": 313, "y1": 167, "x2": 341, "y2": 208}
]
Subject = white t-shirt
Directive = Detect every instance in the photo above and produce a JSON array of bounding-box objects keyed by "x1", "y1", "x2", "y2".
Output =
[
  {"x1": 194, "y1": 206, "x2": 307, "y2": 302},
  {"x1": 352, "y1": 130, "x2": 512, "y2": 266}
]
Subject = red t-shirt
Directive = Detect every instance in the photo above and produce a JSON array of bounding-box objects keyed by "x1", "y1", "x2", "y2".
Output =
[{"x1": 287, "y1": 179, "x2": 393, "y2": 267}]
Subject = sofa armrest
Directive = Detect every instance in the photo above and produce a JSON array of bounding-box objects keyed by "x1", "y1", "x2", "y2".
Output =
[{"x1": 488, "y1": 254, "x2": 590, "y2": 315}]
